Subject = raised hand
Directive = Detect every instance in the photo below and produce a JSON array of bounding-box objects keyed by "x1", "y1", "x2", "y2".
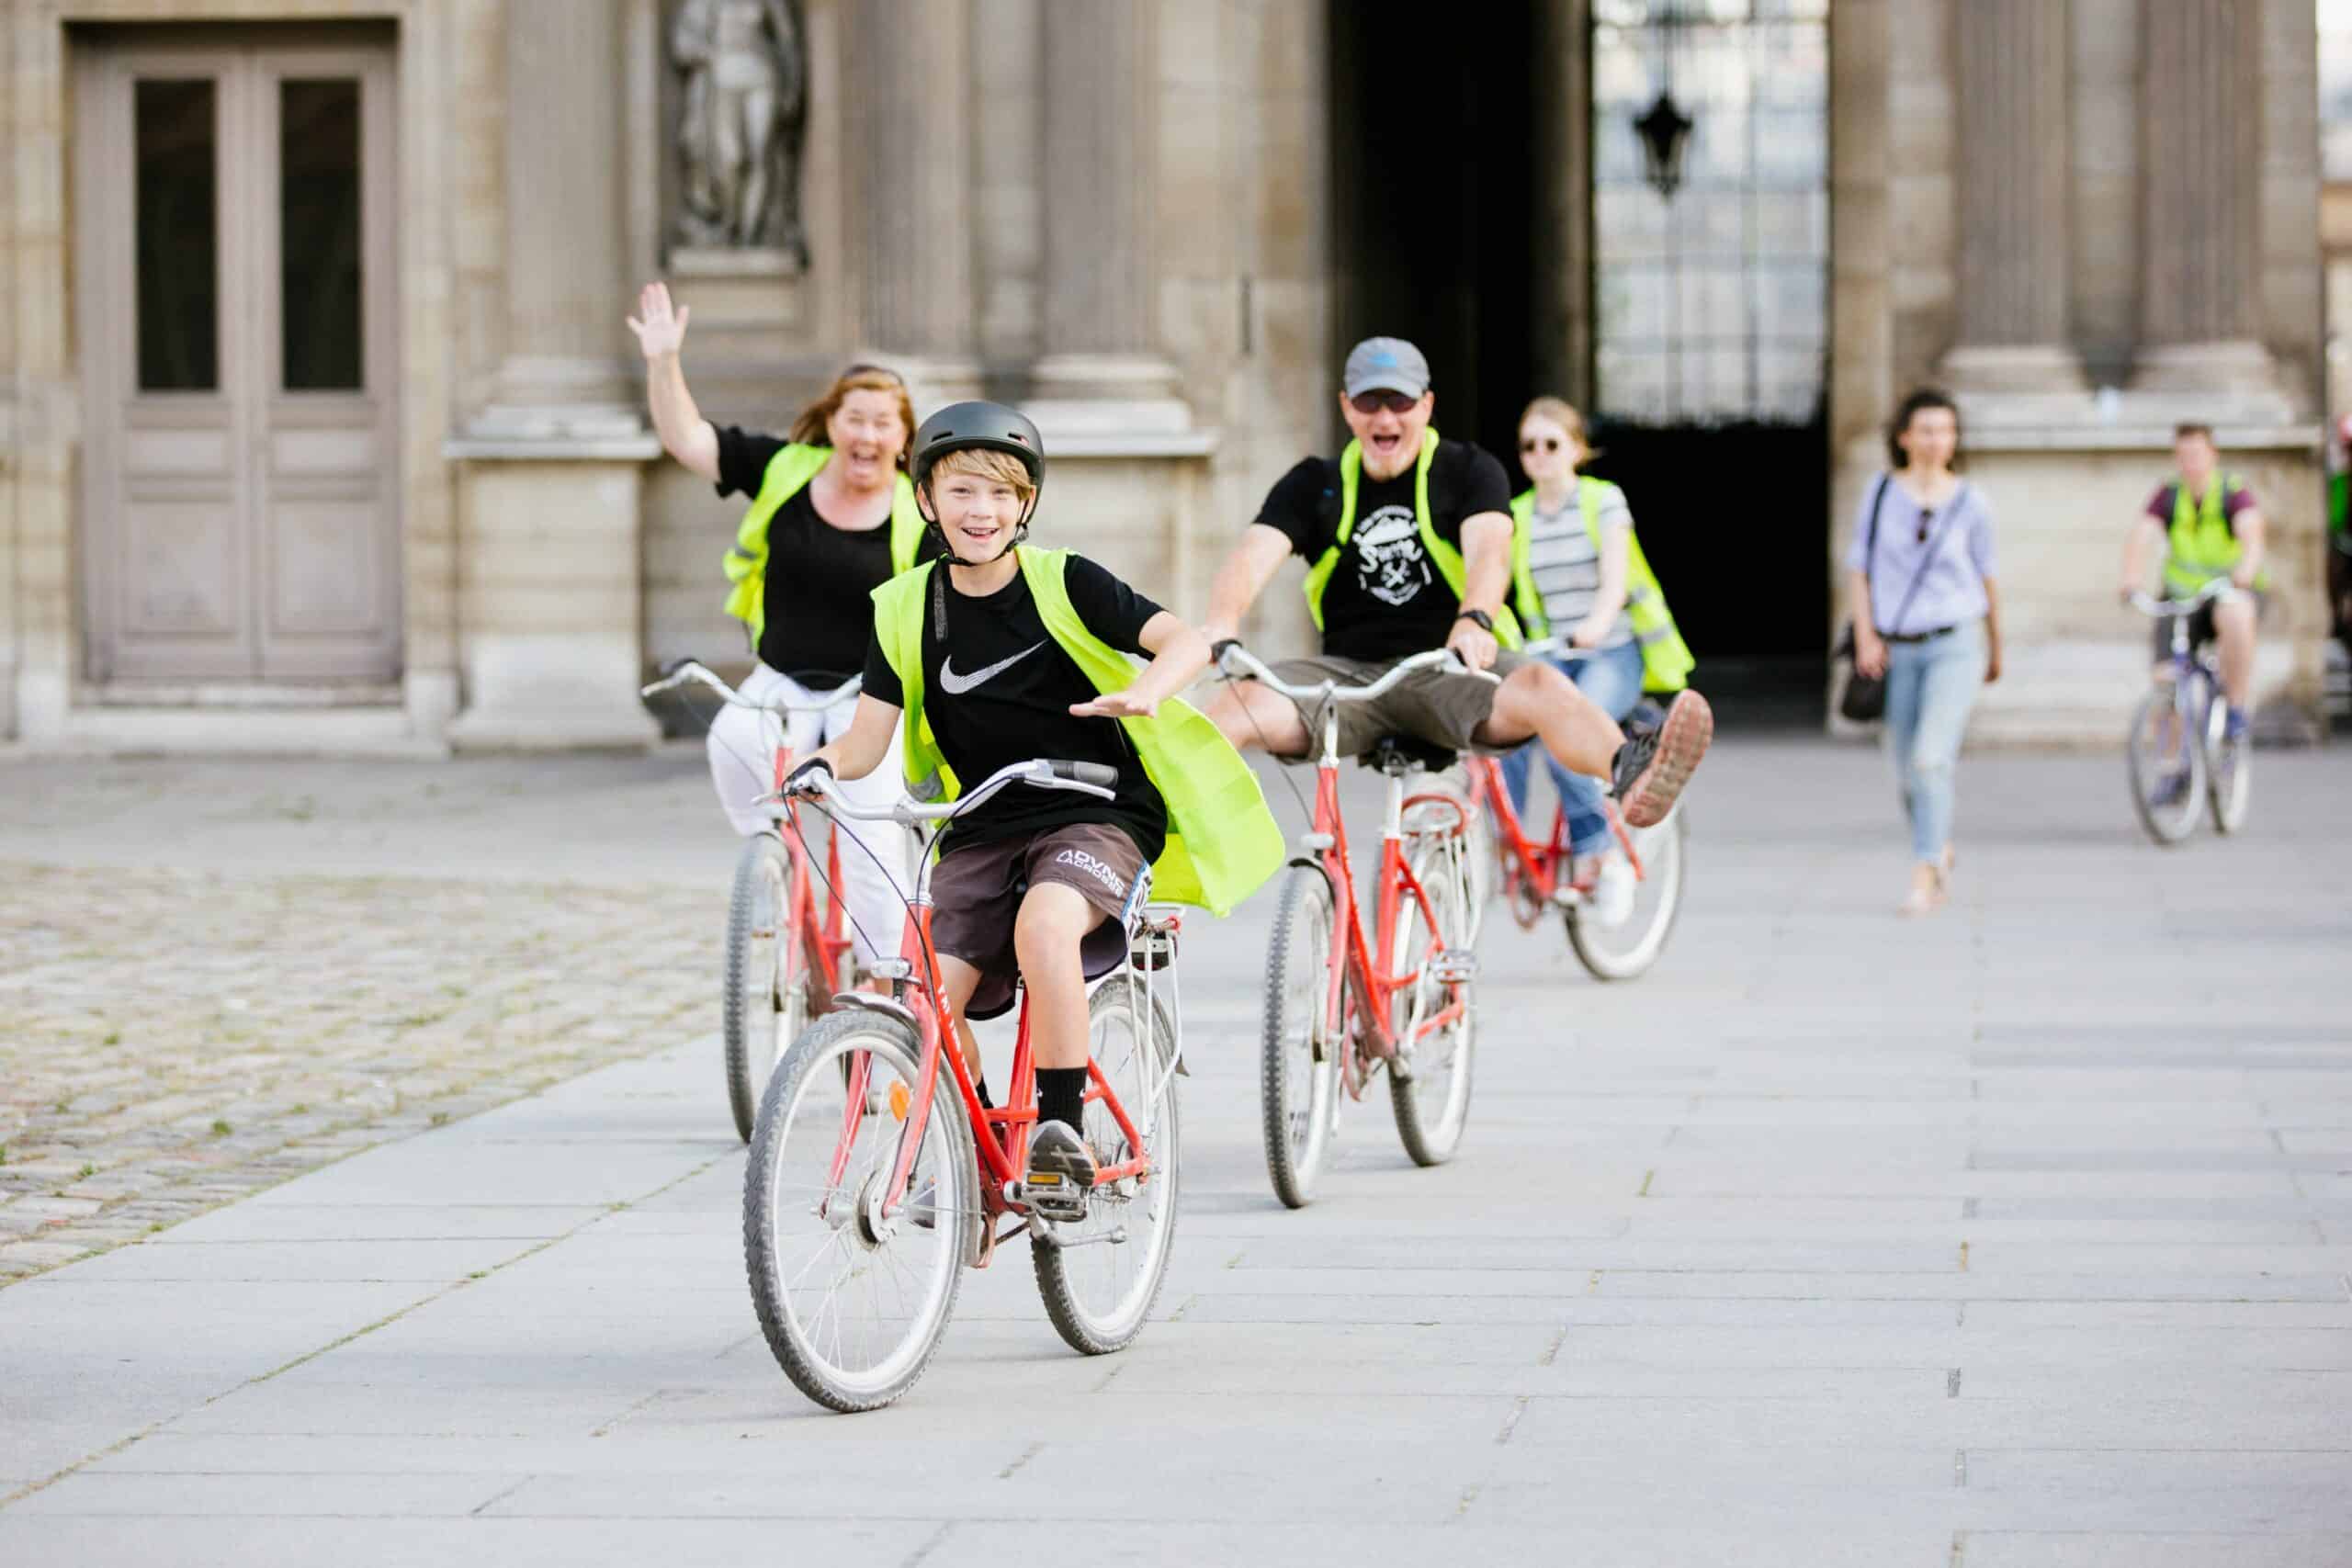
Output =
[{"x1": 625, "y1": 281, "x2": 690, "y2": 361}]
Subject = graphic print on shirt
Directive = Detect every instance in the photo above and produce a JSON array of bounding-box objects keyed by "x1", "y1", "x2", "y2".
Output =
[
  {"x1": 1354, "y1": 505, "x2": 1431, "y2": 607},
  {"x1": 939, "y1": 639, "x2": 1046, "y2": 695}
]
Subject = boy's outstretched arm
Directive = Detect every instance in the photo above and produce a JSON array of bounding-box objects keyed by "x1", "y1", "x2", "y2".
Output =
[{"x1": 1069, "y1": 613, "x2": 1208, "y2": 720}]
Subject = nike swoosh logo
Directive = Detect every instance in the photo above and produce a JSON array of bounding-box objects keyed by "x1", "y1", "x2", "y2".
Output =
[{"x1": 939, "y1": 641, "x2": 1046, "y2": 695}]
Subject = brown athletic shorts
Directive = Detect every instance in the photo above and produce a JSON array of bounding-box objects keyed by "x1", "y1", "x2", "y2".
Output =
[
  {"x1": 928, "y1": 822, "x2": 1148, "y2": 1021},
  {"x1": 1255, "y1": 650, "x2": 1527, "y2": 761}
]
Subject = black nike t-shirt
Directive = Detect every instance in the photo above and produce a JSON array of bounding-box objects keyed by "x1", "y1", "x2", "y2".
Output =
[
  {"x1": 713, "y1": 424, "x2": 941, "y2": 683},
  {"x1": 1254, "y1": 439, "x2": 1512, "y2": 661},
  {"x1": 862, "y1": 555, "x2": 1168, "y2": 861}
]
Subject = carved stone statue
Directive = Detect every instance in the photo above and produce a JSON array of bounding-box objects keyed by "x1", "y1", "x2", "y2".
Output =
[{"x1": 671, "y1": 0, "x2": 808, "y2": 265}]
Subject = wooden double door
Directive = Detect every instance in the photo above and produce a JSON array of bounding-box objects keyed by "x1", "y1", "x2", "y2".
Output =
[{"x1": 76, "y1": 29, "x2": 399, "y2": 684}]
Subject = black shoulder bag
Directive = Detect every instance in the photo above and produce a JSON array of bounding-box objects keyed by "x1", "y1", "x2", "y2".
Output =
[{"x1": 1837, "y1": 476, "x2": 1960, "y2": 724}]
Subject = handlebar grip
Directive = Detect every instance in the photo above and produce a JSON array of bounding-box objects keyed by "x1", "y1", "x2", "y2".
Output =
[
  {"x1": 657, "y1": 656, "x2": 699, "y2": 679},
  {"x1": 1049, "y1": 761, "x2": 1120, "y2": 788},
  {"x1": 1210, "y1": 637, "x2": 1244, "y2": 662}
]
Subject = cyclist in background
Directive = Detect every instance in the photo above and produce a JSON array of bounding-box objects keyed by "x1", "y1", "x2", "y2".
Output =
[
  {"x1": 1499, "y1": 396, "x2": 1695, "y2": 924},
  {"x1": 2120, "y1": 422, "x2": 2267, "y2": 750}
]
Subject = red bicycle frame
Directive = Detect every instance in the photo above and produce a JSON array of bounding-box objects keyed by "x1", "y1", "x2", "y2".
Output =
[
  {"x1": 772, "y1": 739, "x2": 855, "y2": 1011},
  {"x1": 825, "y1": 875, "x2": 1167, "y2": 1258},
  {"x1": 1463, "y1": 753, "x2": 1645, "y2": 912},
  {"x1": 1304, "y1": 743, "x2": 1474, "y2": 1080}
]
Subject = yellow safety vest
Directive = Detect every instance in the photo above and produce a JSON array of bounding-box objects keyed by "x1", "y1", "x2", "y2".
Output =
[
  {"x1": 870, "y1": 547, "x2": 1285, "y2": 917},
  {"x1": 2164, "y1": 471, "x2": 2267, "y2": 595},
  {"x1": 1508, "y1": 480, "x2": 1695, "y2": 694},
  {"x1": 1301, "y1": 429, "x2": 1524, "y2": 649},
  {"x1": 722, "y1": 443, "x2": 928, "y2": 641}
]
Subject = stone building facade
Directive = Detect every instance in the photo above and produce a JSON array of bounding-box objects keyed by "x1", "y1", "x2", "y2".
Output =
[{"x1": 0, "y1": 0, "x2": 2332, "y2": 753}]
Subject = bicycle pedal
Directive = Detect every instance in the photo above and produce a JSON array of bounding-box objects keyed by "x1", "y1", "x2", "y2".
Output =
[
  {"x1": 1020, "y1": 1179, "x2": 1089, "y2": 1224},
  {"x1": 1428, "y1": 949, "x2": 1479, "y2": 984}
]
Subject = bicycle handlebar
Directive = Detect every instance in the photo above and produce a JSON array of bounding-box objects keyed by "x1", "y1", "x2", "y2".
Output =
[
  {"x1": 2129, "y1": 579, "x2": 2240, "y2": 618},
  {"x1": 789, "y1": 757, "x2": 1116, "y2": 827},
  {"x1": 1215, "y1": 643, "x2": 1499, "y2": 702},
  {"x1": 639, "y1": 658, "x2": 862, "y2": 712}
]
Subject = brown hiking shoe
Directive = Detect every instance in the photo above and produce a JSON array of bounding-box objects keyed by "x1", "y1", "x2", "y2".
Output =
[{"x1": 1610, "y1": 690, "x2": 1713, "y2": 829}]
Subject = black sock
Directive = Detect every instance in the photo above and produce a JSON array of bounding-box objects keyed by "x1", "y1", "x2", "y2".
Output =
[
  {"x1": 1035, "y1": 1067, "x2": 1088, "y2": 1134},
  {"x1": 975, "y1": 1077, "x2": 994, "y2": 1111}
]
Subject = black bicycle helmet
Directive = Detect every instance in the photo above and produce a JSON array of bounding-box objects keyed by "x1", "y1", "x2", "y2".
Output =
[{"x1": 909, "y1": 401, "x2": 1046, "y2": 491}]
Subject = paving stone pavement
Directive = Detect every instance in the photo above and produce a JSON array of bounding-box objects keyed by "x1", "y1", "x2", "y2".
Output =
[{"x1": 1, "y1": 741, "x2": 2348, "y2": 1565}]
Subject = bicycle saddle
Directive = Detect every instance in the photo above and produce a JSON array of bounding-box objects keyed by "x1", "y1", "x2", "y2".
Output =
[{"x1": 1360, "y1": 734, "x2": 1456, "y2": 775}]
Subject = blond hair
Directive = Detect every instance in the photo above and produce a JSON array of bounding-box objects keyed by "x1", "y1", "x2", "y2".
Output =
[
  {"x1": 927, "y1": 446, "x2": 1036, "y2": 498},
  {"x1": 1520, "y1": 395, "x2": 1596, "y2": 464},
  {"x1": 786, "y1": 365, "x2": 917, "y2": 467}
]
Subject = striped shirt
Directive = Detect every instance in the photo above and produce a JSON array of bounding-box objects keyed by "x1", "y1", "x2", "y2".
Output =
[{"x1": 1525, "y1": 486, "x2": 1634, "y2": 648}]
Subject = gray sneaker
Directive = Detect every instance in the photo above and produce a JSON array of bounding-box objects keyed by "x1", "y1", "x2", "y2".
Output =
[
  {"x1": 1610, "y1": 690, "x2": 1713, "y2": 829},
  {"x1": 1025, "y1": 1119, "x2": 1099, "y2": 1194}
]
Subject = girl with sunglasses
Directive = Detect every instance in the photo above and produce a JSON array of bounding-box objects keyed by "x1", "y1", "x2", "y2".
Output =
[
  {"x1": 1845, "y1": 387, "x2": 2005, "y2": 916},
  {"x1": 1500, "y1": 398, "x2": 1694, "y2": 923}
]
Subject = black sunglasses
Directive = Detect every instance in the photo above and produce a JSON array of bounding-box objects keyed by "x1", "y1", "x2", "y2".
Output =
[
  {"x1": 1349, "y1": 389, "x2": 1420, "y2": 415},
  {"x1": 842, "y1": 361, "x2": 906, "y2": 386},
  {"x1": 1520, "y1": 436, "x2": 1563, "y2": 455}
]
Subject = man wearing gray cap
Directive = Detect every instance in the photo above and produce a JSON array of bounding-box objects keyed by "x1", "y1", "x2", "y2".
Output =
[{"x1": 1201, "y1": 336, "x2": 1712, "y2": 830}]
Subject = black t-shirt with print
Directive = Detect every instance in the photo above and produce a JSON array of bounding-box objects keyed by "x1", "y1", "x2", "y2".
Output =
[
  {"x1": 1253, "y1": 439, "x2": 1513, "y2": 661},
  {"x1": 862, "y1": 554, "x2": 1168, "y2": 861},
  {"x1": 714, "y1": 424, "x2": 941, "y2": 683}
]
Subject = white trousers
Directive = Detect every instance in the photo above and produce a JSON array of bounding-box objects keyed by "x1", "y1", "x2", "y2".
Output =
[{"x1": 706, "y1": 662, "x2": 913, "y2": 966}]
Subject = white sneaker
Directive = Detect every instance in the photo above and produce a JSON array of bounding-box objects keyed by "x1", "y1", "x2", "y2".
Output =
[{"x1": 1589, "y1": 853, "x2": 1637, "y2": 928}]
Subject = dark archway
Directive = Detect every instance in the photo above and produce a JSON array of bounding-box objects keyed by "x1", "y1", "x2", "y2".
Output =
[{"x1": 1327, "y1": 0, "x2": 1829, "y2": 727}]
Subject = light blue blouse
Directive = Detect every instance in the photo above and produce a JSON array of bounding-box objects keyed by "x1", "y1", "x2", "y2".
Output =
[{"x1": 1844, "y1": 475, "x2": 1998, "y2": 636}]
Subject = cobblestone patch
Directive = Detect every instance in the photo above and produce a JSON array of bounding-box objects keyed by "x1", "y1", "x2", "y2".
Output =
[{"x1": 0, "y1": 860, "x2": 715, "y2": 1285}]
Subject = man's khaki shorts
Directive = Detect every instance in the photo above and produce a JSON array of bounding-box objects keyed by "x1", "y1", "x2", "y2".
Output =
[{"x1": 1252, "y1": 650, "x2": 1526, "y2": 761}]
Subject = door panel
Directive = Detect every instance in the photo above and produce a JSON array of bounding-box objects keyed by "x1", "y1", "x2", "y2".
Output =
[
  {"x1": 254, "y1": 48, "x2": 397, "y2": 679},
  {"x1": 78, "y1": 31, "x2": 398, "y2": 686}
]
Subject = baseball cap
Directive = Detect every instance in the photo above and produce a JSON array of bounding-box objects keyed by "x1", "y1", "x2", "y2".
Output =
[{"x1": 1343, "y1": 337, "x2": 1430, "y2": 400}]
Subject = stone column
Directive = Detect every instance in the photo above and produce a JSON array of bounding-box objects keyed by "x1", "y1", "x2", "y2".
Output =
[
  {"x1": 2133, "y1": 0, "x2": 2277, "y2": 394},
  {"x1": 447, "y1": 0, "x2": 658, "y2": 749},
  {"x1": 849, "y1": 0, "x2": 979, "y2": 402},
  {"x1": 1939, "y1": 0, "x2": 2084, "y2": 392},
  {"x1": 474, "y1": 0, "x2": 641, "y2": 434},
  {"x1": 1028, "y1": 0, "x2": 1185, "y2": 429}
]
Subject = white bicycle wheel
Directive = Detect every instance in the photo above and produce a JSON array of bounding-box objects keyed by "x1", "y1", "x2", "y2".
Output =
[
  {"x1": 723, "y1": 833, "x2": 799, "y2": 1143},
  {"x1": 743, "y1": 1011, "x2": 974, "y2": 1413},
  {"x1": 2202, "y1": 687, "x2": 2253, "y2": 834},
  {"x1": 2126, "y1": 683, "x2": 2205, "y2": 846},
  {"x1": 1387, "y1": 836, "x2": 1476, "y2": 1168},
  {"x1": 1566, "y1": 809, "x2": 1688, "y2": 981},
  {"x1": 1260, "y1": 863, "x2": 1343, "y2": 1209},
  {"x1": 1032, "y1": 980, "x2": 1182, "y2": 1355}
]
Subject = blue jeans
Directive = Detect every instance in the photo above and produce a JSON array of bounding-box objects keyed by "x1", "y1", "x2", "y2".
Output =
[
  {"x1": 1883, "y1": 623, "x2": 1984, "y2": 863},
  {"x1": 1499, "y1": 640, "x2": 1645, "y2": 855}
]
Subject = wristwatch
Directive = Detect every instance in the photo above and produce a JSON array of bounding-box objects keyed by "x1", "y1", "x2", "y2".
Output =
[{"x1": 1454, "y1": 608, "x2": 1495, "y2": 634}]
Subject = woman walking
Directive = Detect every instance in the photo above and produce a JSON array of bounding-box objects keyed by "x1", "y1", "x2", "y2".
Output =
[
  {"x1": 1847, "y1": 389, "x2": 2004, "y2": 916},
  {"x1": 628, "y1": 280, "x2": 927, "y2": 964}
]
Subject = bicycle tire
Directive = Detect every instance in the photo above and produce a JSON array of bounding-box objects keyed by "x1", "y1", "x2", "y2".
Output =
[
  {"x1": 1260, "y1": 863, "x2": 1342, "y2": 1210},
  {"x1": 723, "y1": 833, "x2": 796, "y2": 1143},
  {"x1": 743, "y1": 1010, "x2": 972, "y2": 1413},
  {"x1": 1566, "y1": 809, "x2": 1688, "y2": 982},
  {"x1": 2202, "y1": 687, "x2": 2253, "y2": 834},
  {"x1": 2126, "y1": 683, "x2": 2204, "y2": 846},
  {"x1": 1033, "y1": 982, "x2": 1182, "y2": 1355},
  {"x1": 1387, "y1": 837, "x2": 1476, "y2": 1168}
]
